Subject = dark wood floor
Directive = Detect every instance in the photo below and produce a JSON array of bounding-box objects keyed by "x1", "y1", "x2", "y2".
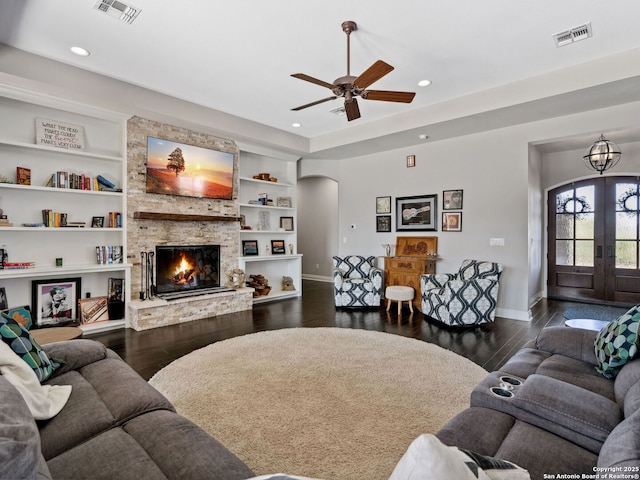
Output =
[{"x1": 86, "y1": 280, "x2": 571, "y2": 380}]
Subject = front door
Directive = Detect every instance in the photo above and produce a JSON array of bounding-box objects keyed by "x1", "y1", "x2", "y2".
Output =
[{"x1": 548, "y1": 176, "x2": 640, "y2": 305}]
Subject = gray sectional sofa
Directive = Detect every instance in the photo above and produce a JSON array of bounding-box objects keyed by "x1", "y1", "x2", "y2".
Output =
[
  {"x1": 1, "y1": 339, "x2": 254, "y2": 480},
  {"x1": 436, "y1": 325, "x2": 640, "y2": 479}
]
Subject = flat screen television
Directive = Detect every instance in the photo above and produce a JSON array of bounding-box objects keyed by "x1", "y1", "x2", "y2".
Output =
[
  {"x1": 146, "y1": 136, "x2": 234, "y2": 199},
  {"x1": 155, "y1": 245, "x2": 220, "y2": 295}
]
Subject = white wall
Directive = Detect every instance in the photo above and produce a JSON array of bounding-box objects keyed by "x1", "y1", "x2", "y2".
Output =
[
  {"x1": 297, "y1": 176, "x2": 338, "y2": 280},
  {"x1": 301, "y1": 100, "x2": 640, "y2": 321}
]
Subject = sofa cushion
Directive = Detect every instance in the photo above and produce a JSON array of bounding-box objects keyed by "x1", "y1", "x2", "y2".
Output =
[
  {"x1": 614, "y1": 359, "x2": 640, "y2": 412},
  {"x1": 0, "y1": 375, "x2": 52, "y2": 480},
  {"x1": 0, "y1": 313, "x2": 62, "y2": 382},
  {"x1": 598, "y1": 408, "x2": 640, "y2": 470},
  {"x1": 39, "y1": 354, "x2": 175, "y2": 460},
  {"x1": 46, "y1": 410, "x2": 254, "y2": 480},
  {"x1": 389, "y1": 433, "x2": 529, "y2": 480},
  {"x1": 594, "y1": 305, "x2": 640, "y2": 378},
  {"x1": 511, "y1": 374, "x2": 621, "y2": 450}
]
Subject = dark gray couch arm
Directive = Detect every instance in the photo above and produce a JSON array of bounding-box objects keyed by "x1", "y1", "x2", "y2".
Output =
[
  {"x1": 535, "y1": 326, "x2": 599, "y2": 365},
  {"x1": 42, "y1": 339, "x2": 109, "y2": 377}
]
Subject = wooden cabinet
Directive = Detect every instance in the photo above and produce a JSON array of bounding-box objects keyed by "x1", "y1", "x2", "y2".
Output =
[
  {"x1": 384, "y1": 257, "x2": 436, "y2": 310},
  {"x1": 383, "y1": 236, "x2": 439, "y2": 310}
]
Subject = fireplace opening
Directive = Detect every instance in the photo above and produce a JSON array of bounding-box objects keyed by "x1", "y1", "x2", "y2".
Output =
[{"x1": 155, "y1": 245, "x2": 230, "y2": 299}]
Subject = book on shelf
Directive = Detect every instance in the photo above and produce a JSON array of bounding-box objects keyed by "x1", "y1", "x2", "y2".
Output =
[
  {"x1": 97, "y1": 175, "x2": 116, "y2": 189},
  {"x1": 108, "y1": 212, "x2": 122, "y2": 228},
  {"x1": 22, "y1": 223, "x2": 46, "y2": 227},
  {"x1": 96, "y1": 245, "x2": 123, "y2": 265},
  {"x1": 2, "y1": 262, "x2": 35, "y2": 269},
  {"x1": 41, "y1": 210, "x2": 68, "y2": 227},
  {"x1": 0, "y1": 219, "x2": 13, "y2": 227},
  {"x1": 16, "y1": 167, "x2": 31, "y2": 186},
  {"x1": 63, "y1": 222, "x2": 86, "y2": 228}
]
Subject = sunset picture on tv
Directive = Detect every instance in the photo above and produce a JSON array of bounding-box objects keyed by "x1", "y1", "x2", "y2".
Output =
[{"x1": 145, "y1": 136, "x2": 234, "y2": 200}]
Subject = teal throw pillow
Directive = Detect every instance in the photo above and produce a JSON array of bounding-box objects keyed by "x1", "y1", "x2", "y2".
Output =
[
  {"x1": 0, "y1": 314, "x2": 63, "y2": 382},
  {"x1": 594, "y1": 305, "x2": 640, "y2": 378}
]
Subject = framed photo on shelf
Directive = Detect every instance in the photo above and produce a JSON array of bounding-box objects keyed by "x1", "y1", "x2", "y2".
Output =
[
  {"x1": 271, "y1": 240, "x2": 286, "y2": 254},
  {"x1": 276, "y1": 197, "x2": 292, "y2": 208},
  {"x1": 280, "y1": 216, "x2": 294, "y2": 231},
  {"x1": 376, "y1": 215, "x2": 391, "y2": 232},
  {"x1": 242, "y1": 240, "x2": 259, "y2": 256},
  {"x1": 31, "y1": 277, "x2": 81, "y2": 328},
  {"x1": 78, "y1": 296, "x2": 109, "y2": 324},
  {"x1": 443, "y1": 189, "x2": 463, "y2": 210},
  {"x1": 396, "y1": 194, "x2": 437, "y2": 231},
  {"x1": 442, "y1": 212, "x2": 462, "y2": 232},
  {"x1": 91, "y1": 216, "x2": 104, "y2": 228},
  {"x1": 0, "y1": 287, "x2": 7, "y2": 310},
  {"x1": 376, "y1": 196, "x2": 391, "y2": 214}
]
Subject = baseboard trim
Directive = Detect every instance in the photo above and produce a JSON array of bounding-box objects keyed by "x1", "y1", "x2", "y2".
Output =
[
  {"x1": 497, "y1": 307, "x2": 530, "y2": 322},
  {"x1": 302, "y1": 274, "x2": 333, "y2": 283}
]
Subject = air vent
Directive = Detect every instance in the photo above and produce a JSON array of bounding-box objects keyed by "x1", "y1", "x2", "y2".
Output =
[
  {"x1": 553, "y1": 22, "x2": 592, "y2": 47},
  {"x1": 93, "y1": 0, "x2": 141, "y2": 24}
]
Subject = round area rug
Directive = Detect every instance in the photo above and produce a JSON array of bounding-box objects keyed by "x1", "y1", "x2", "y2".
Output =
[{"x1": 149, "y1": 328, "x2": 488, "y2": 480}]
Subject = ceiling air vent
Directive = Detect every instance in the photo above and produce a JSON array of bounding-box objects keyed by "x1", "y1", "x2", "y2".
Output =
[
  {"x1": 93, "y1": 0, "x2": 141, "y2": 24},
  {"x1": 553, "y1": 22, "x2": 592, "y2": 47}
]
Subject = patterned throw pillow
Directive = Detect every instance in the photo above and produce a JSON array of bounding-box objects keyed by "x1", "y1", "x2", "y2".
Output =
[
  {"x1": 0, "y1": 313, "x2": 63, "y2": 382},
  {"x1": 594, "y1": 305, "x2": 640, "y2": 378},
  {"x1": 0, "y1": 306, "x2": 33, "y2": 330}
]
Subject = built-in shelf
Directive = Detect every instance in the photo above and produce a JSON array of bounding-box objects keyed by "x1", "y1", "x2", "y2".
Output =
[
  {"x1": 0, "y1": 263, "x2": 133, "y2": 279},
  {"x1": 133, "y1": 212, "x2": 242, "y2": 222}
]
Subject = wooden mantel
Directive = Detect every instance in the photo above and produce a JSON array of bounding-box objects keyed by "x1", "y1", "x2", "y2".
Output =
[{"x1": 133, "y1": 212, "x2": 242, "y2": 222}]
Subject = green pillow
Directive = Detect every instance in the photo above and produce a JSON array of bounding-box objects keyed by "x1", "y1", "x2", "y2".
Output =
[
  {"x1": 0, "y1": 313, "x2": 63, "y2": 383},
  {"x1": 594, "y1": 305, "x2": 640, "y2": 378}
]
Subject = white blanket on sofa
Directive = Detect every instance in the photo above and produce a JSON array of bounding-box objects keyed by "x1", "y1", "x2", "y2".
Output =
[{"x1": 0, "y1": 341, "x2": 71, "y2": 420}]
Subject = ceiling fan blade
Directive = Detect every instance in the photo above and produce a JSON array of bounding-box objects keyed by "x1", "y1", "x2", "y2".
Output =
[
  {"x1": 363, "y1": 90, "x2": 416, "y2": 103},
  {"x1": 291, "y1": 73, "x2": 336, "y2": 90},
  {"x1": 291, "y1": 96, "x2": 338, "y2": 111},
  {"x1": 344, "y1": 98, "x2": 361, "y2": 121},
  {"x1": 353, "y1": 60, "x2": 394, "y2": 89}
]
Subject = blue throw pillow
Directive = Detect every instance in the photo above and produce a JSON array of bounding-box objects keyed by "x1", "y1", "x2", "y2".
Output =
[
  {"x1": 594, "y1": 305, "x2": 640, "y2": 378},
  {"x1": 0, "y1": 313, "x2": 63, "y2": 382}
]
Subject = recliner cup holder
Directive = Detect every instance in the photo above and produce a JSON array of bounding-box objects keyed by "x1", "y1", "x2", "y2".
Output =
[
  {"x1": 490, "y1": 387, "x2": 514, "y2": 398},
  {"x1": 499, "y1": 376, "x2": 522, "y2": 386}
]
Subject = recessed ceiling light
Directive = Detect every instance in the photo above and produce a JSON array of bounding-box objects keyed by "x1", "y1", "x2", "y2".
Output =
[
  {"x1": 418, "y1": 134, "x2": 429, "y2": 140},
  {"x1": 418, "y1": 80, "x2": 432, "y2": 87},
  {"x1": 70, "y1": 46, "x2": 90, "y2": 57},
  {"x1": 291, "y1": 123, "x2": 301, "y2": 128}
]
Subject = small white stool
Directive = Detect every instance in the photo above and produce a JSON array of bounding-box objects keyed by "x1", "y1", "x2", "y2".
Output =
[{"x1": 385, "y1": 286, "x2": 415, "y2": 315}]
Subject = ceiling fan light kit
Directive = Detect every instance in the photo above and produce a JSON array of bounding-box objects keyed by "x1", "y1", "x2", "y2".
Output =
[{"x1": 291, "y1": 20, "x2": 416, "y2": 122}]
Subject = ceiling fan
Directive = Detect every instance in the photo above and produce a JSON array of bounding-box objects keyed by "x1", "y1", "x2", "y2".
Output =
[{"x1": 291, "y1": 21, "x2": 416, "y2": 122}]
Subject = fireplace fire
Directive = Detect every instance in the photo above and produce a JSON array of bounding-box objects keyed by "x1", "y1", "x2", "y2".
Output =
[{"x1": 156, "y1": 245, "x2": 221, "y2": 296}]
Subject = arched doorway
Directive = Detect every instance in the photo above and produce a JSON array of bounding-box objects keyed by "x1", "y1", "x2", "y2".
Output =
[{"x1": 547, "y1": 176, "x2": 640, "y2": 305}]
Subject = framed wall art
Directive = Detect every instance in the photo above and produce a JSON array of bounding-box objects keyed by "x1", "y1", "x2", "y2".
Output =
[
  {"x1": 242, "y1": 240, "x2": 259, "y2": 256},
  {"x1": 396, "y1": 195, "x2": 437, "y2": 231},
  {"x1": 376, "y1": 196, "x2": 391, "y2": 214},
  {"x1": 443, "y1": 189, "x2": 463, "y2": 210},
  {"x1": 376, "y1": 215, "x2": 391, "y2": 232},
  {"x1": 31, "y1": 277, "x2": 81, "y2": 328},
  {"x1": 442, "y1": 212, "x2": 462, "y2": 232}
]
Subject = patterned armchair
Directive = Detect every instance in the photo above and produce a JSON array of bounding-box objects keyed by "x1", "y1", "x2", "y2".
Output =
[
  {"x1": 420, "y1": 259, "x2": 503, "y2": 326},
  {"x1": 333, "y1": 255, "x2": 383, "y2": 307}
]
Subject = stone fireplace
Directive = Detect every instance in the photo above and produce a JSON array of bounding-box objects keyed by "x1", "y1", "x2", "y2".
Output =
[{"x1": 125, "y1": 116, "x2": 252, "y2": 331}]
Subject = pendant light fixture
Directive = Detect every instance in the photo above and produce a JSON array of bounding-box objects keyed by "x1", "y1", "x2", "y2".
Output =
[{"x1": 583, "y1": 134, "x2": 622, "y2": 175}]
